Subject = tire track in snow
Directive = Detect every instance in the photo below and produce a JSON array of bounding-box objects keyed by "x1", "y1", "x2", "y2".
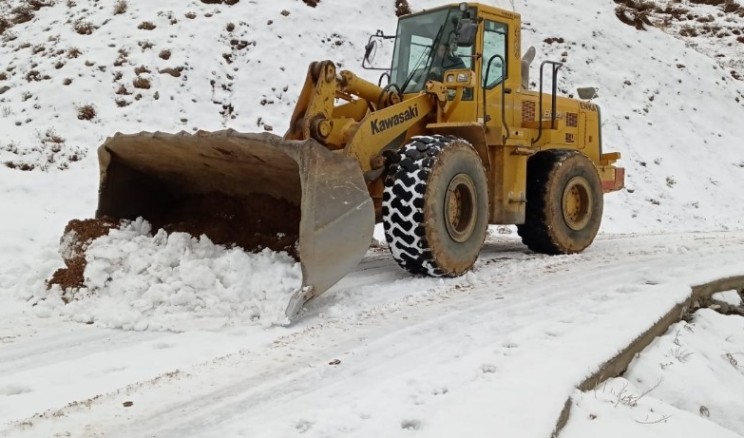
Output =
[
  {"x1": 0, "y1": 329, "x2": 161, "y2": 377},
  {"x1": 6, "y1": 232, "x2": 744, "y2": 437}
]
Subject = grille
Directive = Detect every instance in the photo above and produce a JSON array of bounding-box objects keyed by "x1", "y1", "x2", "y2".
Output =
[
  {"x1": 522, "y1": 101, "x2": 536, "y2": 123},
  {"x1": 566, "y1": 112, "x2": 578, "y2": 128}
]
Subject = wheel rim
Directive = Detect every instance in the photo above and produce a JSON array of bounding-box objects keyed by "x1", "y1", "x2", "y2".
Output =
[
  {"x1": 562, "y1": 176, "x2": 593, "y2": 231},
  {"x1": 443, "y1": 173, "x2": 477, "y2": 242}
]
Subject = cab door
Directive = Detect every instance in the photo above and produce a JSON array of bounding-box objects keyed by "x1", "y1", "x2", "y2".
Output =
[
  {"x1": 479, "y1": 18, "x2": 512, "y2": 145},
  {"x1": 477, "y1": 13, "x2": 529, "y2": 223}
]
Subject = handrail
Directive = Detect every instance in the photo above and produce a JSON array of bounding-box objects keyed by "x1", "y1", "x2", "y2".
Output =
[
  {"x1": 483, "y1": 54, "x2": 509, "y2": 143},
  {"x1": 377, "y1": 71, "x2": 391, "y2": 87},
  {"x1": 531, "y1": 60, "x2": 563, "y2": 145}
]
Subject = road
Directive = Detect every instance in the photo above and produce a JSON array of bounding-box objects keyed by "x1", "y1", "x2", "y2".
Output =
[{"x1": 2, "y1": 232, "x2": 744, "y2": 437}]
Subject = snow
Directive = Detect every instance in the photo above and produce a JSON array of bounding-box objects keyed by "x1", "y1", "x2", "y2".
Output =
[
  {"x1": 713, "y1": 290, "x2": 743, "y2": 307},
  {"x1": 564, "y1": 377, "x2": 742, "y2": 438},
  {"x1": 1, "y1": 0, "x2": 744, "y2": 437},
  {"x1": 31, "y1": 218, "x2": 302, "y2": 330},
  {"x1": 564, "y1": 309, "x2": 744, "y2": 437}
]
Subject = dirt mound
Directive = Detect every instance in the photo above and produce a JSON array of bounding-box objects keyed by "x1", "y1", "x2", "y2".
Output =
[
  {"x1": 47, "y1": 217, "x2": 121, "y2": 301},
  {"x1": 147, "y1": 193, "x2": 300, "y2": 258}
]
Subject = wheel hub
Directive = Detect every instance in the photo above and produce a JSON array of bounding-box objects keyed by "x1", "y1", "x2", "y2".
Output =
[
  {"x1": 444, "y1": 173, "x2": 477, "y2": 242},
  {"x1": 562, "y1": 176, "x2": 592, "y2": 231}
]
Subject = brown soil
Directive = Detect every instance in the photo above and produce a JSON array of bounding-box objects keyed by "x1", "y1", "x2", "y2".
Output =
[
  {"x1": 47, "y1": 217, "x2": 120, "y2": 301},
  {"x1": 148, "y1": 192, "x2": 300, "y2": 258}
]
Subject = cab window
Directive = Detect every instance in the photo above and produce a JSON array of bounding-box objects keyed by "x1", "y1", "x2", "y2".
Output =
[{"x1": 482, "y1": 20, "x2": 508, "y2": 89}]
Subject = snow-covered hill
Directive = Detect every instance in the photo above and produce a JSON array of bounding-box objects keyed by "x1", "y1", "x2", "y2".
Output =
[
  {"x1": 0, "y1": 0, "x2": 743, "y2": 239},
  {"x1": 1, "y1": 0, "x2": 744, "y2": 437}
]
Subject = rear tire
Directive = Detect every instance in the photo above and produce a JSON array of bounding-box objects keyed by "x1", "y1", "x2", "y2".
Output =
[
  {"x1": 517, "y1": 150, "x2": 603, "y2": 254},
  {"x1": 382, "y1": 135, "x2": 489, "y2": 276}
]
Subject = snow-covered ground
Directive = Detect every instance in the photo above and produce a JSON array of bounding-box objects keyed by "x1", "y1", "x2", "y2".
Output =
[
  {"x1": 1, "y1": 0, "x2": 744, "y2": 436},
  {"x1": 564, "y1": 306, "x2": 744, "y2": 438},
  {"x1": 2, "y1": 232, "x2": 744, "y2": 437}
]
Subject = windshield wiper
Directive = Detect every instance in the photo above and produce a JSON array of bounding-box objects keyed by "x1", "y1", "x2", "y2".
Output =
[
  {"x1": 400, "y1": 46, "x2": 433, "y2": 93},
  {"x1": 400, "y1": 24, "x2": 446, "y2": 93}
]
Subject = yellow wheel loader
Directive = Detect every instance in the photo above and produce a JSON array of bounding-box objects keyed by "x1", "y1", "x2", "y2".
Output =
[{"x1": 95, "y1": 3, "x2": 624, "y2": 321}]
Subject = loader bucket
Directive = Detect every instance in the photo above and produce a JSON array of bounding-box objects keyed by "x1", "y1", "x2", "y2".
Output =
[{"x1": 96, "y1": 130, "x2": 375, "y2": 322}]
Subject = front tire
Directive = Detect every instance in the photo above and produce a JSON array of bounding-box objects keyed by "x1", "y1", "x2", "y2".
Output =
[
  {"x1": 382, "y1": 135, "x2": 489, "y2": 276},
  {"x1": 517, "y1": 149, "x2": 603, "y2": 254}
]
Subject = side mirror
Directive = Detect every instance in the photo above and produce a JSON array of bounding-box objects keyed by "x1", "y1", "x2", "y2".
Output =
[
  {"x1": 577, "y1": 87, "x2": 599, "y2": 100},
  {"x1": 456, "y1": 19, "x2": 477, "y2": 47},
  {"x1": 364, "y1": 40, "x2": 377, "y2": 64},
  {"x1": 362, "y1": 29, "x2": 396, "y2": 70}
]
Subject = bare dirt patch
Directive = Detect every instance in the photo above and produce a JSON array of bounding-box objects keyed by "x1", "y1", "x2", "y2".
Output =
[
  {"x1": 115, "y1": 84, "x2": 131, "y2": 95},
  {"x1": 0, "y1": 17, "x2": 12, "y2": 35},
  {"x1": 159, "y1": 67, "x2": 182, "y2": 77},
  {"x1": 614, "y1": 0, "x2": 657, "y2": 30},
  {"x1": 10, "y1": 6, "x2": 35, "y2": 25},
  {"x1": 614, "y1": 0, "x2": 744, "y2": 80},
  {"x1": 200, "y1": 0, "x2": 240, "y2": 4},
  {"x1": 113, "y1": 0, "x2": 127, "y2": 15},
  {"x1": 132, "y1": 76, "x2": 151, "y2": 89},
  {"x1": 74, "y1": 21, "x2": 94, "y2": 35},
  {"x1": 76, "y1": 104, "x2": 96, "y2": 120},
  {"x1": 3, "y1": 129, "x2": 85, "y2": 171},
  {"x1": 395, "y1": 0, "x2": 411, "y2": 16}
]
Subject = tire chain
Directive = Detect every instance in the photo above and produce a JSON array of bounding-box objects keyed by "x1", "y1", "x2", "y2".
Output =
[{"x1": 382, "y1": 135, "x2": 457, "y2": 276}]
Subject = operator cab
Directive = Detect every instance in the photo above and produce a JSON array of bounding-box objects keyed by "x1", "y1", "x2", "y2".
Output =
[{"x1": 390, "y1": 4, "x2": 477, "y2": 94}]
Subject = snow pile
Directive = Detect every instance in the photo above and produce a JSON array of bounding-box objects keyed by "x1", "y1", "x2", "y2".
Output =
[{"x1": 36, "y1": 218, "x2": 302, "y2": 331}]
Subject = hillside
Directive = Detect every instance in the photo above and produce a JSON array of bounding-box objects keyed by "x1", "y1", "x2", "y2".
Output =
[{"x1": 1, "y1": 0, "x2": 744, "y2": 244}]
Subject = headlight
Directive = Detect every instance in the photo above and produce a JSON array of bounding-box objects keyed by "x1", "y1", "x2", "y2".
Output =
[
  {"x1": 446, "y1": 74, "x2": 455, "y2": 83},
  {"x1": 457, "y1": 72, "x2": 469, "y2": 82}
]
